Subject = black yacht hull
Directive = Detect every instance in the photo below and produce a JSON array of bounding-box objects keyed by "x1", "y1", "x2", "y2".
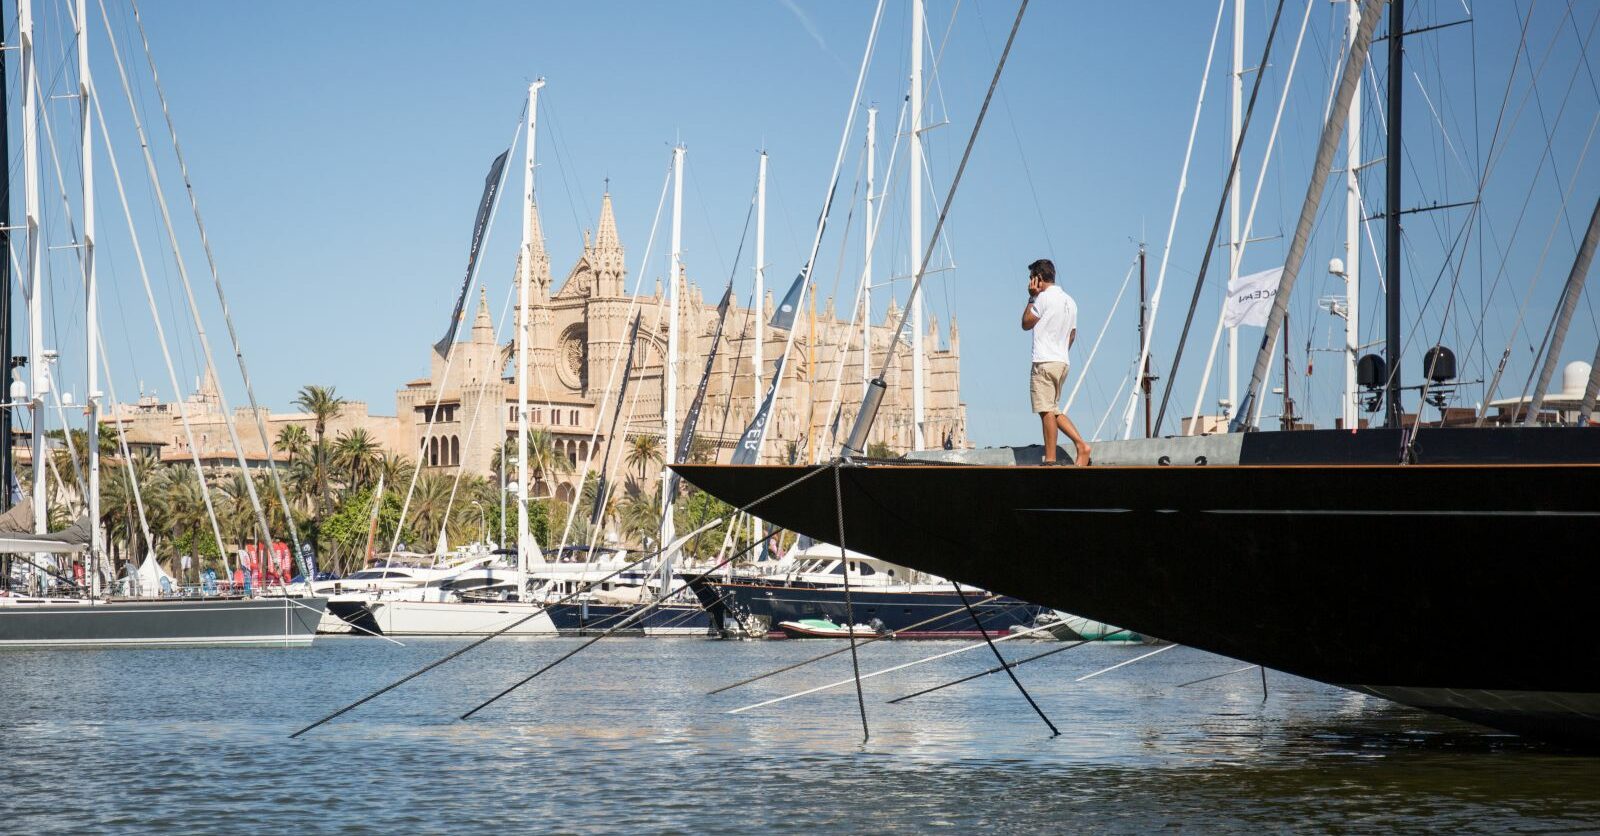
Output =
[
  {"x1": 545, "y1": 601, "x2": 714, "y2": 636},
  {"x1": 673, "y1": 428, "x2": 1600, "y2": 746}
]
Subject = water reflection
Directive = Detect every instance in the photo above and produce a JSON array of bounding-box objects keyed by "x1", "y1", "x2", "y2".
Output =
[{"x1": 0, "y1": 638, "x2": 1594, "y2": 833}]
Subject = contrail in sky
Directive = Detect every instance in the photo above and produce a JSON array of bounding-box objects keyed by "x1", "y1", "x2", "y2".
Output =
[{"x1": 779, "y1": 0, "x2": 845, "y2": 67}]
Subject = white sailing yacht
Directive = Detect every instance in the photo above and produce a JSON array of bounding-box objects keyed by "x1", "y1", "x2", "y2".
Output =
[{"x1": 0, "y1": 0, "x2": 325, "y2": 647}]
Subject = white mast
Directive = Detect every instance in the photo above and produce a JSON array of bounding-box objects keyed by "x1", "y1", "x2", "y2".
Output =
[
  {"x1": 660, "y1": 144, "x2": 684, "y2": 562},
  {"x1": 1342, "y1": 0, "x2": 1362, "y2": 430},
  {"x1": 78, "y1": 0, "x2": 99, "y2": 595},
  {"x1": 864, "y1": 106, "x2": 877, "y2": 387},
  {"x1": 909, "y1": 0, "x2": 926, "y2": 450},
  {"x1": 21, "y1": 0, "x2": 44, "y2": 543},
  {"x1": 753, "y1": 150, "x2": 767, "y2": 433},
  {"x1": 752, "y1": 149, "x2": 766, "y2": 547},
  {"x1": 1226, "y1": 0, "x2": 1243, "y2": 418},
  {"x1": 516, "y1": 78, "x2": 543, "y2": 573}
]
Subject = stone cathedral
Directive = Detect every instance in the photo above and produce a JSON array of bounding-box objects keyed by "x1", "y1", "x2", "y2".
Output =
[{"x1": 396, "y1": 191, "x2": 967, "y2": 503}]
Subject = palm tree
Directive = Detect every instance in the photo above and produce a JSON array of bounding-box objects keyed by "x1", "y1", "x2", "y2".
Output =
[
  {"x1": 334, "y1": 428, "x2": 381, "y2": 492},
  {"x1": 275, "y1": 424, "x2": 311, "y2": 469},
  {"x1": 293, "y1": 385, "x2": 346, "y2": 526},
  {"x1": 625, "y1": 434, "x2": 663, "y2": 479},
  {"x1": 408, "y1": 473, "x2": 454, "y2": 553},
  {"x1": 525, "y1": 429, "x2": 571, "y2": 494},
  {"x1": 618, "y1": 478, "x2": 662, "y2": 547},
  {"x1": 376, "y1": 452, "x2": 415, "y2": 490}
]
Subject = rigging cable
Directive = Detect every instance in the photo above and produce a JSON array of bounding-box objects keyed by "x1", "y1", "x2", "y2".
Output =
[
  {"x1": 832, "y1": 465, "x2": 869, "y2": 743},
  {"x1": 127, "y1": 0, "x2": 321, "y2": 571},
  {"x1": 848, "y1": 0, "x2": 1028, "y2": 451},
  {"x1": 1184, "y1": 0, "x2": 1318, "y2": 432},
  {"x1": 1062, "y1": 249, "x2": 1139, "y2": 413},
  {"x1": 89, "y1": 75, "x2": 233, "y2": 574},
  {"x1": 1152, "y1": 0, "x2": 1287, "y2": 436},
  {"x1": 1118, "y1": 0, "x2": 1228, "y2": 440},
  {"x1": 98, "y1": 0, "x2": 279, "y2": 562}
]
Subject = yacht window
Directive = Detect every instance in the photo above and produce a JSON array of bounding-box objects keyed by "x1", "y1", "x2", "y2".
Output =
[
  {"x1": 828, "y1": 561, "x2": 845, "y2": 575},
  {"x1": 855, "y1": 563, "x2": 875, "y2": 576}
]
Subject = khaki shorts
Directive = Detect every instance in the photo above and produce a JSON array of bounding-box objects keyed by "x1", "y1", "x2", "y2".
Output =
[{"x1": 1030, "y1": 362, "x2": 1068, "y2": 413}]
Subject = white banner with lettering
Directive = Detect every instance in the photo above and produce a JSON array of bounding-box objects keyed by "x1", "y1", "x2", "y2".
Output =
[{"x1": 1224, "y1": 266, "x2": 1283, "y2": 328}]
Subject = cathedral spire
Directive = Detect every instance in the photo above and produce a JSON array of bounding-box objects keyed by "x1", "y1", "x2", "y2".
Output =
[
  {"x1": 595, "y1": 191, "x2": 621, "y2": 254},
  {"x1": 589, "y1": 189, "x2": 626, "y2": 296},
  {"x1": 517, "y1": 196, "x2": 552, "y2": 299},
  {"x1": 472, "y1": 286, "x2": 494, "y2": 341}
]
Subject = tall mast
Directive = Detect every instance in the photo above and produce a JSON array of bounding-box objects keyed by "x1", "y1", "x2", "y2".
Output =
[
  {"x1": 21, "y1": 0, "x2": 42, "y2": 539},
  {"x1": 1226, "y1": 0, "x2": 1243, "y2": 418},
  {"x1": 1281, "y1": 314, "x2": 1294, "y2": 429},
  {"x1": 516, "y1": 78, "x2": 543, "y2": 572},
  {"x1": 909, "y1": 0, "x2": 925, "y2": 450},
  {"x1": 1343, "y1": 0, "x2": 1362, "y2": 431},
  {"x1": 863, "y1": 106, "x2": 876, "y2": 388},
  {"x1": 753, "y1": 150, "x2": 766, "y2": 433},
  {"x1": 1384, "y1": 0, "x2": 1403, "y2": 427},
  {"x1": 0, "y1": 0, "x2": 12, "y2": 519},
  {"x1": 751, "y1": 149, "x2": 766, "y2": 548},
  {"x1": 78, "y1": 0, "x2": 99, "y2": 595},
  {"x1": 1138, "y1": 245, "x2": 1151, "y2": 437},
  {"x1": 660, "y1": 144, "x2": 684, "y2": 558}
]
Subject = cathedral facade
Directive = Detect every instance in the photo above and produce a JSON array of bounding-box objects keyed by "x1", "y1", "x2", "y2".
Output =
[{"x1": 395, "y1": 191, "x2": 967, "y2": 503}]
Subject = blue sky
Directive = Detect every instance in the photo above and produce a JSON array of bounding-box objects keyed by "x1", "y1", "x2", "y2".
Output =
[{"x1": 23, "y1": 0, "x2": 1600, "y2": 447}]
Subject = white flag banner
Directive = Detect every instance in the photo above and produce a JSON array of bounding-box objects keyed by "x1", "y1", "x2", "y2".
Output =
[{"x1": 1224, "y1": 266, "x2": 1283, "y2": 328}]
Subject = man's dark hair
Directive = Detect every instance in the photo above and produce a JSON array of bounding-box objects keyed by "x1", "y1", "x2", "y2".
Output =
[{"x1": 1029, "y1": 259, "x2": 1055, "y2": 284}]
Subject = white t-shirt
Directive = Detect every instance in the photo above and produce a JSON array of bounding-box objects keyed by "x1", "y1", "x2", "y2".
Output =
[{"x1": 1029, "y1": 284, "x2": 1077, "y2": 364}]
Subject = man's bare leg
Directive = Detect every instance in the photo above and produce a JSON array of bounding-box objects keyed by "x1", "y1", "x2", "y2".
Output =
[
  {"x1": 1055, "y1": 412, "x2": 1092, "y2": 466},
  {"x1": 1039, "y1": 411, "x2": 1059, "y2": 463}
]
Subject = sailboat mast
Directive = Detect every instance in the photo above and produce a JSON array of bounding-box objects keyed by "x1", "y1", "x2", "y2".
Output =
[
  {"x1": 21, "y1": 0, "x2": 42, "y2": 539},
  {"x1": 1344, "y1": 0, "x2": 1362, "y2": 431},
  {"x1": 1384, "y1": 0, "x2": 1403, "y2": 427},
  {"x1": 1227, "y1": 0, "x2": 1243, "y2": 418},
  {"x1": 909, "y1": 0, "x2": 925, "y2": 451},
  {"x1": 1138, "y1": 245, "x2": 1150, "y2": 437},
  {"x1": 78, "y1": 0, "x2": 99, "y2": 595},
  {"x1": 0, "y1": 0, "x2": 11, "y2": 519},
  {"x1": 661, "y1": 144, "x2": 684, "y2": 556},
  {"x1": 752, "y1": 149, "x2": 766, "y2": 547},
  {"x1": 863, "y1": 106, "x2": 876, "y2": 388},
  {"x1": 516, "y1": 78, "x2": 543, "y2": 571},
  {"x1": 753, "y1": 150, "x2": 766, "y2": 435}
]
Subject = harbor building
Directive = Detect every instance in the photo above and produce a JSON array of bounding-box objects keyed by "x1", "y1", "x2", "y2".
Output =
[
  {"x1": 396, "y1": 190, "x2": 967, "y2": 502},
  {"x1": 106, "y1": 371, "x2": 404, "y2": 468}
]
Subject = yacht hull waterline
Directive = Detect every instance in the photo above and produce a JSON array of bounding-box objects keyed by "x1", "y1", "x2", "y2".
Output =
[
  {"x1": 673, "y1": 431, "x2": 1600, "y2": 746},
  {"x1": 688, "y1": 579, "x2": 1043, "y2": 639},
  {"x1": 0, "y1": 596, "x2": 327, "y2": 648}
]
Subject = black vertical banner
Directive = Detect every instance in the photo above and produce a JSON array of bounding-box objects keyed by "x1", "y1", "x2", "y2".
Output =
[
  {"x1": 664, "y1": 284, "x2": 734, "y2": 497},
  {"x1": 435, "y1": 150, "x2": 511, "y2": 355}
]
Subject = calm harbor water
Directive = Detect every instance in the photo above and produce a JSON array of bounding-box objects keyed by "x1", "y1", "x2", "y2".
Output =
[{"x1": 3, "y1": 636, "x2": 1596, "y2": 833}]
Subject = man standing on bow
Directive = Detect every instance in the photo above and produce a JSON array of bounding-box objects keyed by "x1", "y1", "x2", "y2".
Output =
[{"x1": 1021, "y1": 259, "x2": 1091, "y2": 466}]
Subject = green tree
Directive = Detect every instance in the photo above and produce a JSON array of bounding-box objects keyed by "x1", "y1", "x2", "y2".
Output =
[
  {"x1": 274, "y1": 423, "x2": 311, "y2": 469},
  {"x1": 321, "y1": 486, "x2": 413, "y2": 571},
  {"x1": 334, "y1": 428, "x2": 381, "y2": 493},
  {"x1": 293, "y1": 385, "x2": 346, "y2": 530},
  {"x1": 625, "y1": 433, "x2": 663, "y2": 478},
  {"x1": 675, "y1": 488, "x2": 737, "y2": 559},
  {"x1": 526, "y1": 429, "x2": 571, "y2": 493},
  {"x1": 866, "y1": 441, "x2": 896, "y2": 459},
  {"x1": 617, "y1": 478, "x2": 661, "y2": 548}
]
